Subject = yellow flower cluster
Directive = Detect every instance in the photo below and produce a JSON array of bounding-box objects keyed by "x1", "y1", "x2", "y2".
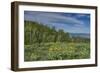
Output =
[{"x1": 49, "y1": 48, "x2": 62, "y2": 51}]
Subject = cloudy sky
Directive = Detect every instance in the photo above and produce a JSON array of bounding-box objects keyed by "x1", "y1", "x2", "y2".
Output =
[{"x1": 24, "y1": 11, "x2": 90, "y2": 34}]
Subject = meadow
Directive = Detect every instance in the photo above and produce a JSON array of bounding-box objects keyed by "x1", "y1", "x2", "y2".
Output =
[{"x1": 24, "y1": 42, "x2": 90, "y2": 61}]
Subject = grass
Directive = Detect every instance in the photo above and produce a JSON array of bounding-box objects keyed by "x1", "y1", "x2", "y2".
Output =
[{"x1": 24, "y1": 42, "x2": 90, "y2": 61}]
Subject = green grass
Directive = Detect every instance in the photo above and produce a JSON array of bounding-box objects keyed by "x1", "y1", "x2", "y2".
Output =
[{"x1": 24, "y1": 42, "x2": 90, "y2": 61}]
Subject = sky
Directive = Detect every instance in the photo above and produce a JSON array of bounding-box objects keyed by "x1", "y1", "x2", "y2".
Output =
[{"x1": 24, "y1": 11, "x2": 90, "y2": 34}]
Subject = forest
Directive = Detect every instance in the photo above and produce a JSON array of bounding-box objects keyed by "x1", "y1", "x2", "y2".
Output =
[{"x1": 24, "y1": 21, "x2": 90, "y2": 61}]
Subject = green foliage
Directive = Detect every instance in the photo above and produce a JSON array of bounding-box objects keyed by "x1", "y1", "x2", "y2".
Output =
[
  {"x1": 24, "y1": 42, "x2": 90, "y2": 61},
  {"x1": 24, "y1": 21, "x2": 90, "y2": 61},
  {"x1": 24, "y1": 21, "x2": 71, "y2": 44}
]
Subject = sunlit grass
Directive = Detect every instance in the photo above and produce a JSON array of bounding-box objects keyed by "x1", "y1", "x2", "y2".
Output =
[{"x1": 24, "y1": 42, "x2": 90, "y2": 61}]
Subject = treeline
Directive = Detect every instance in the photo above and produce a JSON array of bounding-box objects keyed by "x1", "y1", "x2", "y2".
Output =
[{"x1": 24, "y1": 21, "x2": 89, "y2": 45}]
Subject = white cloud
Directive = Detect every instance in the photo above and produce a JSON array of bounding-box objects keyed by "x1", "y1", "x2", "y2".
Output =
[{"x1": 24, "y1": 11, "x2": 84, "y2": 26}]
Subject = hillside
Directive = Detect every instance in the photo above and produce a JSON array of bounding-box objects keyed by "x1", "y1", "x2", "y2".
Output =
[{"x1": 24, "y1": 20, "x2": 70, "y2": 45}]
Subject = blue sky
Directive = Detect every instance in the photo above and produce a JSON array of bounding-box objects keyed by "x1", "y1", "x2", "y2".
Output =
[{"x1": 24, "y1": 11, "x2": 90, "y2": 34}]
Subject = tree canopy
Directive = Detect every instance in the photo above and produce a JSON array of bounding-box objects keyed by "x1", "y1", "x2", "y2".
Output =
[{"x1": 24, "y1": 21, "x2": 70, "y2": 45}]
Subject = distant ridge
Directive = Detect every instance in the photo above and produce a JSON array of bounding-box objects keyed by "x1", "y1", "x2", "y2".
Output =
[{"x1": 70, "y1": 33, "x2": 90, "y2": 38}]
